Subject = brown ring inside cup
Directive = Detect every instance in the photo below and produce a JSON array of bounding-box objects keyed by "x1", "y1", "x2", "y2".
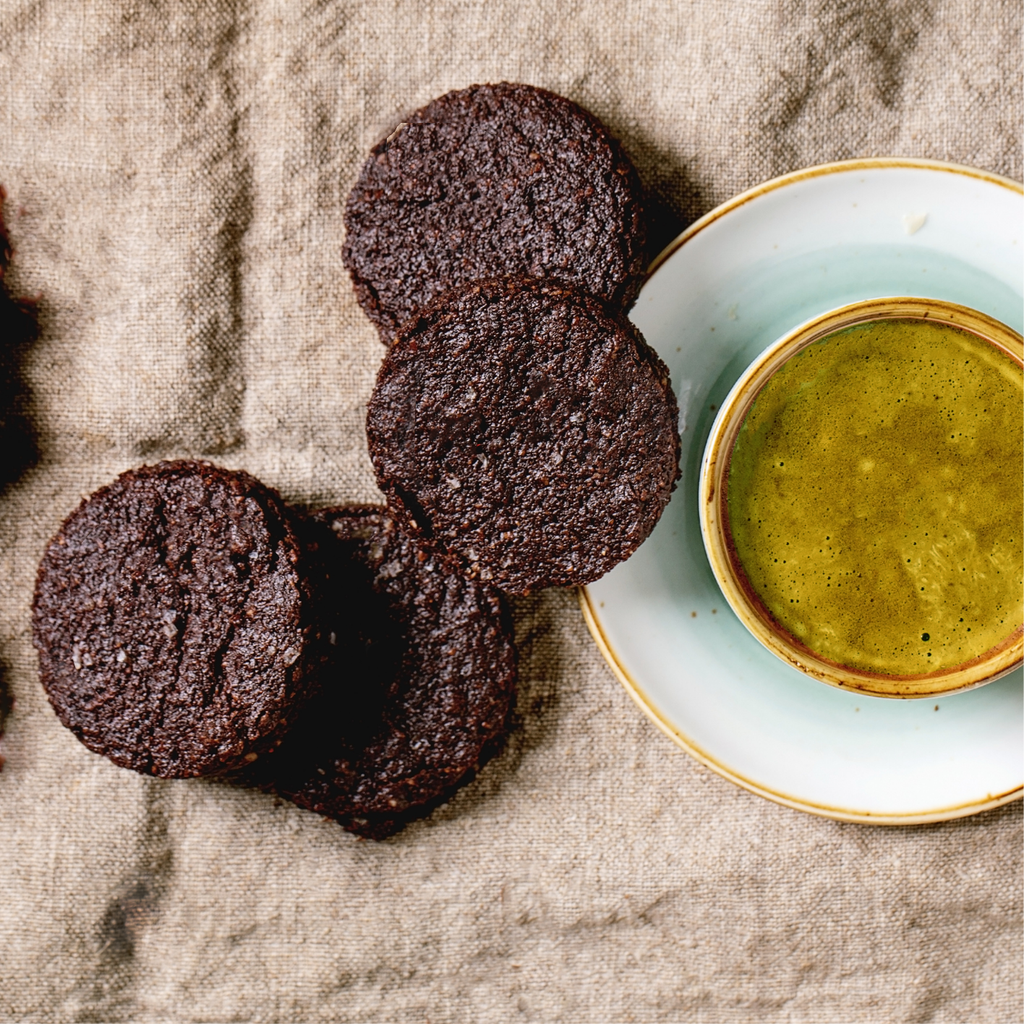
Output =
[{"x1": 701, "y1": 298, "x2": 1023, "y2": 698}]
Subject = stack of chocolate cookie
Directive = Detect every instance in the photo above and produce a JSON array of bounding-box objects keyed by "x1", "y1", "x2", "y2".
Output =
[
  {"x1": 33, "y1": 461, "x2": 517, "y2": 839},
  {"x1": 345, "y1": 82, "x2": 681, "y2": 594},
  {"x1": 31, "y1": 84, "x2": 680, "y2": 841}
]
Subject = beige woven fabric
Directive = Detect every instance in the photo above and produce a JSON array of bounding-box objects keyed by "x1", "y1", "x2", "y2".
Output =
[{"x1": 0, "y1": 1, "x2": 1021, "y2": 1021}]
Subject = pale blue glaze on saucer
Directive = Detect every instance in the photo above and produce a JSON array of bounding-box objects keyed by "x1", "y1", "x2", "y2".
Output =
[{"x1": 583, "y1": 160, "x2": 1023, "y2": 823}]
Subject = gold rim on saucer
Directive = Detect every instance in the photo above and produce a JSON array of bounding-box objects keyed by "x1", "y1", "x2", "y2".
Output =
[{"x1": 582, "y1": 159, "x2": 1023, "y2": 825}]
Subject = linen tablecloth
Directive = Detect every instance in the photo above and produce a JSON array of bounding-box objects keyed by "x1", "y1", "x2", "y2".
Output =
[{"x1": 0, "y1": 1, "x2": 1020, "y2": 1020}]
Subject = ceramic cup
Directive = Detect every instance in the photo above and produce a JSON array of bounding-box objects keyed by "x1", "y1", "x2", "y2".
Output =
[{"x1": 699, "y1": 297, "x2": 1023, "y2": 698}]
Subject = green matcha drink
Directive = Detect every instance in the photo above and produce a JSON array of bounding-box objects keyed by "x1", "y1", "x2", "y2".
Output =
[{"x1": 726, "y1": 318, "x2": 1023, "y2": 677}]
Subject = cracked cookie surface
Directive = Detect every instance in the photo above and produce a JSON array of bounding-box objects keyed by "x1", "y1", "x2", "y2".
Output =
[
  {"x1": 32, "y1": 460, "x2": 317, "y2": 778},
  {"x1": 343, "y1": 82, "x2": 647, "y2": 342},
  {"x1": 366, "y1": 277, "x2": 681, "y2": 594},
  {"x1": 258, "y1": 505, "x2": 516, "y2": 839}
]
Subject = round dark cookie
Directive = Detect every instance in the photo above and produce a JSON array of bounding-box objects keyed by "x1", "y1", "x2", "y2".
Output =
[
  {"x1": 0, "y1": 187, "x2": 38, "y2": 485},
  {"x1": 366, "y1": 276, "x2": 681, "y2": 594},
  {"x1": 260, "y1": 505, "x2": 517, "y2": 839},
  {"x1": 32, "y1": 461, "x2": 319, "y2": 778},
  {"x1": 343, "y1": 82, "x2": 647, "y2": 342}
]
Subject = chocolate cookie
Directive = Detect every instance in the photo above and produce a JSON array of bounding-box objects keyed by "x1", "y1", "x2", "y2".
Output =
[
  {"x1": 32, "y1": 461, "x2": 319, "y2": 778},
  {"x1": 261, "y1": 506, "x2": 516, "y2": 839},
  {"x1": 366, "y1": 277, "x2": 681, "y2": 594},
  {"x1": 0, "y1": 187, "x2": 38, "y2": 485},
  {"x1": 343, "y1": 82, "x2": 647, "y2": 341}
]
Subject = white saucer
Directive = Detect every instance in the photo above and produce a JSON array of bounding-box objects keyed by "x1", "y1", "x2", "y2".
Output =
[{"x1": 582, "y1": 159, "x2": 1023, "y2": 824}]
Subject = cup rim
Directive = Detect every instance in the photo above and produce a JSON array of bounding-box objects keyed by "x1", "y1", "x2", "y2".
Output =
[{"x1": 698, "y1": 296, "x2": 1024, "y2": 699}]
